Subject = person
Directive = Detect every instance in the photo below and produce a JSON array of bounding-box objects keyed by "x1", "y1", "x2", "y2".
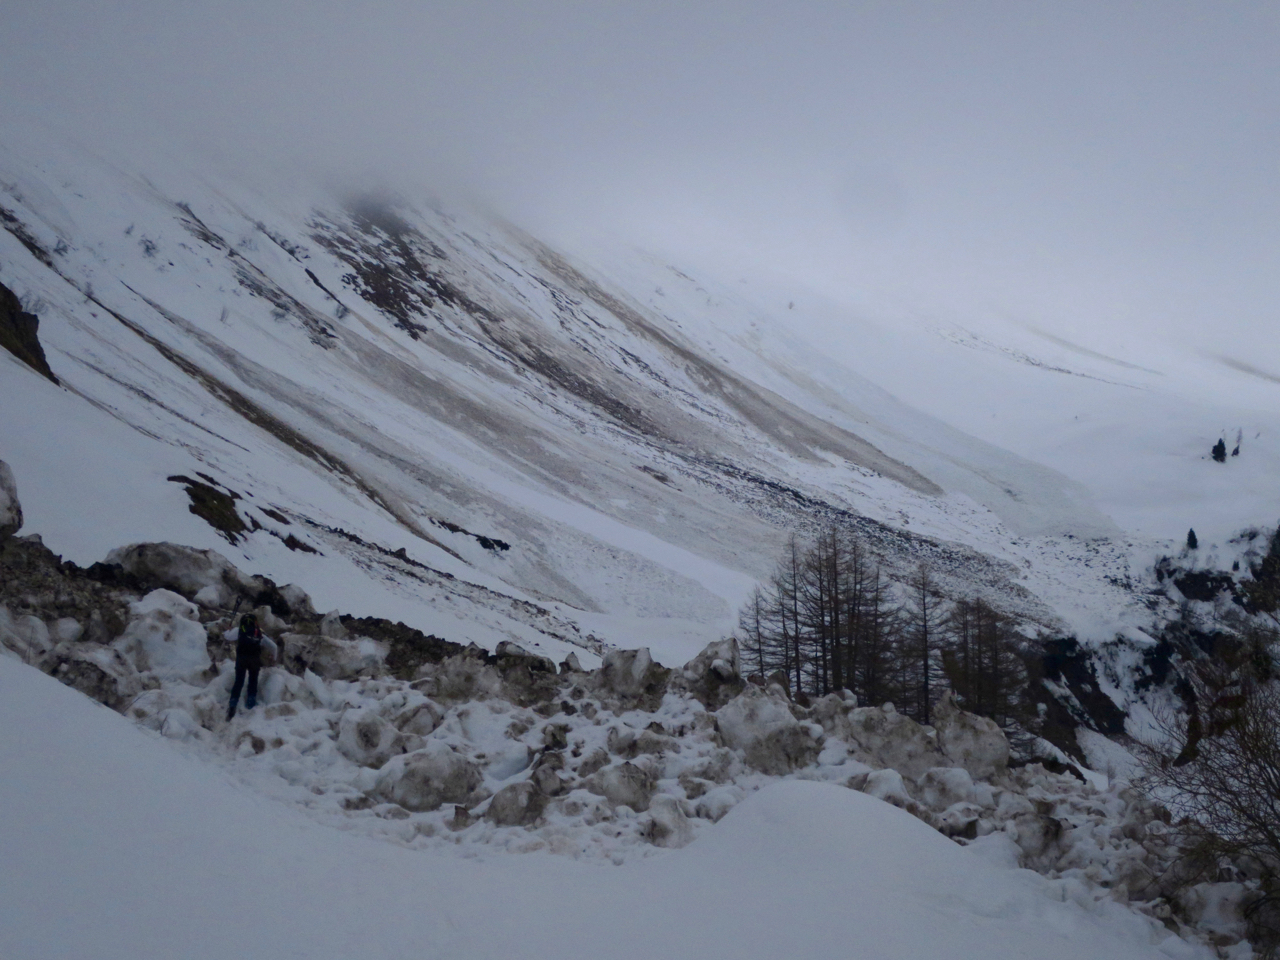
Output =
[{"x1": 224, "y1": 612, "x2": 278, "y2": 720}]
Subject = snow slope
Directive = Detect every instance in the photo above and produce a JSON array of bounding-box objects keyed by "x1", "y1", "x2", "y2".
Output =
[
  {"x1": 0, "y1": 655, "x2": 1207, "y2": 960},
  {"x1": 2, "y1": 117, "x2": 1278, "y2": 666}
]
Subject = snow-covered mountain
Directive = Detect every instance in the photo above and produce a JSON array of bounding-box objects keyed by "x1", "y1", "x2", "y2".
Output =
[
  {"x1": 6, "y1": 123, "x2": 1276, "y2": 673},
  {"x1": 6, "y1": 120, "x2": 1280, "y2": 958}
]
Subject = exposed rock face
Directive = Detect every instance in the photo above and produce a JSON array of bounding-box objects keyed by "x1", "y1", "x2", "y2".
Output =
[
  {"x1": 0, "y1": 460, "x2": 22, "y2": 540},
  {"x1": 932, "y1": 689, "x2": 1009, "y2": 780},
  {"x1": 375, "y1": 742, "x2": 484, "y2": 811},
  {"x1": 0, "y1": 281, "x2": 58, "y2": 384},
  {"x1": 486, "y1": 781, "x2": 547, "y2": 826}
]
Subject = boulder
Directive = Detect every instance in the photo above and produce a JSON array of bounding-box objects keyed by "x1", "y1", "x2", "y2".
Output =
[
  {"x1": 375, "y1": 742, "x2": 484, "y2": 811},
  {"x1": 932, "y1": 690, "x2": 1009, "y2": 781},
  {"x1": 51, "y1": 642, "x2": 143, "y2": 711},
  {"x1": 113, "y1": 589, "x2": 210, "y2": 681},
  {"x1": 486, "y1": 781, "x2": 547, "y2": 826},
  {"x1": 646, "y1": 795, "x2": 694, "y2": 848},
  {"x1": 0, "y1": 460, "x2": 22, "y2": 540},
  {"x1": 337, "y1": 709, "x2": 401, "y2": 768},
  {"x1": 586, "y1": 760, "x2": 655, "y2": 811}
]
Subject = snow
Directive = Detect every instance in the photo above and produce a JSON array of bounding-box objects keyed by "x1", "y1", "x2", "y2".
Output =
[{"x1": 0, "y1": 655, "x2": 1209, "y2": 960}]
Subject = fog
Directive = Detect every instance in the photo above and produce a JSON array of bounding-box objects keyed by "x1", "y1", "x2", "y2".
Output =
[{"x1": 5, "y1": 1, "x2": 1279, "y2": 364}]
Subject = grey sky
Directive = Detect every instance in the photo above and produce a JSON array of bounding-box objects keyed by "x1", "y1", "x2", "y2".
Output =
[{"x1": 5, "y1": 1, "x2": 1279, "y2": 360}]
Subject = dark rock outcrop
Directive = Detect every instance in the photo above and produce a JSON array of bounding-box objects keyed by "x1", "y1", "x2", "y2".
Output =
[{"x1": 0, "y1": 281, "x2": 58, "y2": 384}]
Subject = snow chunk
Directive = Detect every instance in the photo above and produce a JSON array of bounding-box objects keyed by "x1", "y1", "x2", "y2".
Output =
[
  {"x1": 375, "y1": 741, "x2": 484, "y2": 811},
  {"x1": 645, "y1": 795, "x2": 694, "y2": 848},
  {"x1": 932, "y1": 690, "x2": 1010, "y2": 780},
  {"x1": 113, "y1": 589, "x2": 210, "y2": 682}
]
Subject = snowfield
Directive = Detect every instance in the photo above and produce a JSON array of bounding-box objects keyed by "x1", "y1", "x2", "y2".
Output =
[{"x1": 0, "y1": 655, "x2": 1212, "y2": 960}]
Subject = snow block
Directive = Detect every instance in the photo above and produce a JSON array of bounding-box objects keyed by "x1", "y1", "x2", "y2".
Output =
[
  {"x1": 337, "y1": 709, "x2": 401, "y2": 768},
  {"x1": 717, "y1": 685, "x2": 822, "y2": 775},
  {"x1": 113, "y1": 589, "x2": 210, "y2": 681},
  {"x1": 932, "y1": 690, "x2": 1009, "y2": 781},
  {"x1": 51, "y1": 642, "x2": 143, "y2": 711},
  {"x1": 375, "y1": 741, "x2": 484, "y2": 811},
  {"x1": 586, "y1": 760, "x2": 655, "y2": 811},
  {"x1": 671, "y1": 637, "x2": 745, "y2": 709},
  {"x1": 486, "y1": 781, "x2": 546, "y2": 826},
  {"x1": 645, "y1": 795, "x2": 694, "y2": 848},
  {"x1": 845, "y1": 704, "x2": 947, "y2": 779}
]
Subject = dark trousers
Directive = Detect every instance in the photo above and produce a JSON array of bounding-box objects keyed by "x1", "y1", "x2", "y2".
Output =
[{"x1": 228, "y1": 661, "x2": 260, "y2": 715}]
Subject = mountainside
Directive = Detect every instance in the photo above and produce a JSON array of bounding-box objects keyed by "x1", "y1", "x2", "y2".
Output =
[{"x1": 6, "y1": 127, "x2": 1280, "y2": 958}]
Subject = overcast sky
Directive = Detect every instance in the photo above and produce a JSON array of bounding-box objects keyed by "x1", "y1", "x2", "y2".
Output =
[{"x1": 5, "y1": 1, "x2": 1278, "y2": 360}]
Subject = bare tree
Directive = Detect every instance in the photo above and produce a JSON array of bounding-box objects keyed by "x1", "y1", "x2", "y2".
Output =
[{"x1": 1137, "y1": 634, "x2": 1280, "y2": 952}]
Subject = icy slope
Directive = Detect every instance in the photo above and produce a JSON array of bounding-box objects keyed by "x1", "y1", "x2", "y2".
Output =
[{"x1": 0, "y1": 655, "x2": 1206, "y2": 960}]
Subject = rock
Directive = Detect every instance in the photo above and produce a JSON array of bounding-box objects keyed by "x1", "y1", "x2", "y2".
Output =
[
  {"x1": 0, "y1": 460, "x2": 22, "y2": 540},
  {"x1": 113, "y1": 589, "x2": 210, "y2": 681},
  {"x1": 586, "y1": 760, "x2": 655, "y2": 811},
  {"x1": 593, "y1": 647, "x2": 670, "y2": 708},
  {"x1": 51, "y1": 642, "x2": 143, "y2": 711},
  {"x1": 845, "y1": 705, "x2": 947, "y2": 779},
  {"x1": 375, "y1": 742, "x2": 485, "y2": 812},
  {"x1": 0, "y1": 282, "x2": 58, "y2": 384},
  {"x1": 716, "y1": 684, "x2": 822, "y2": 774},
  {"x1": 932, "y1": 690, "x2": 1009, "y2": 781},
  {"x1": 337, "y1": 709, "x2": 401, "y2": 768},
  {"x1": 560, "y1": 652, "x2": 583, "y2": 674},
  {"x1": 486, "y1": 781, "x2": 547, "y2": 826},
  {"x1": 672, "y1": 637, "x2": 745, "y2": 709},
  {"x1": 645, "y1": 795, "x2": 694, "y2": 848}
]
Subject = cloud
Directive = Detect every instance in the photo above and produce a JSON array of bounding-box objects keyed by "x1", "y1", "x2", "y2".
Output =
[{"x1": 4, "y1": 1, "x2": 1279, "y2": 362}]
